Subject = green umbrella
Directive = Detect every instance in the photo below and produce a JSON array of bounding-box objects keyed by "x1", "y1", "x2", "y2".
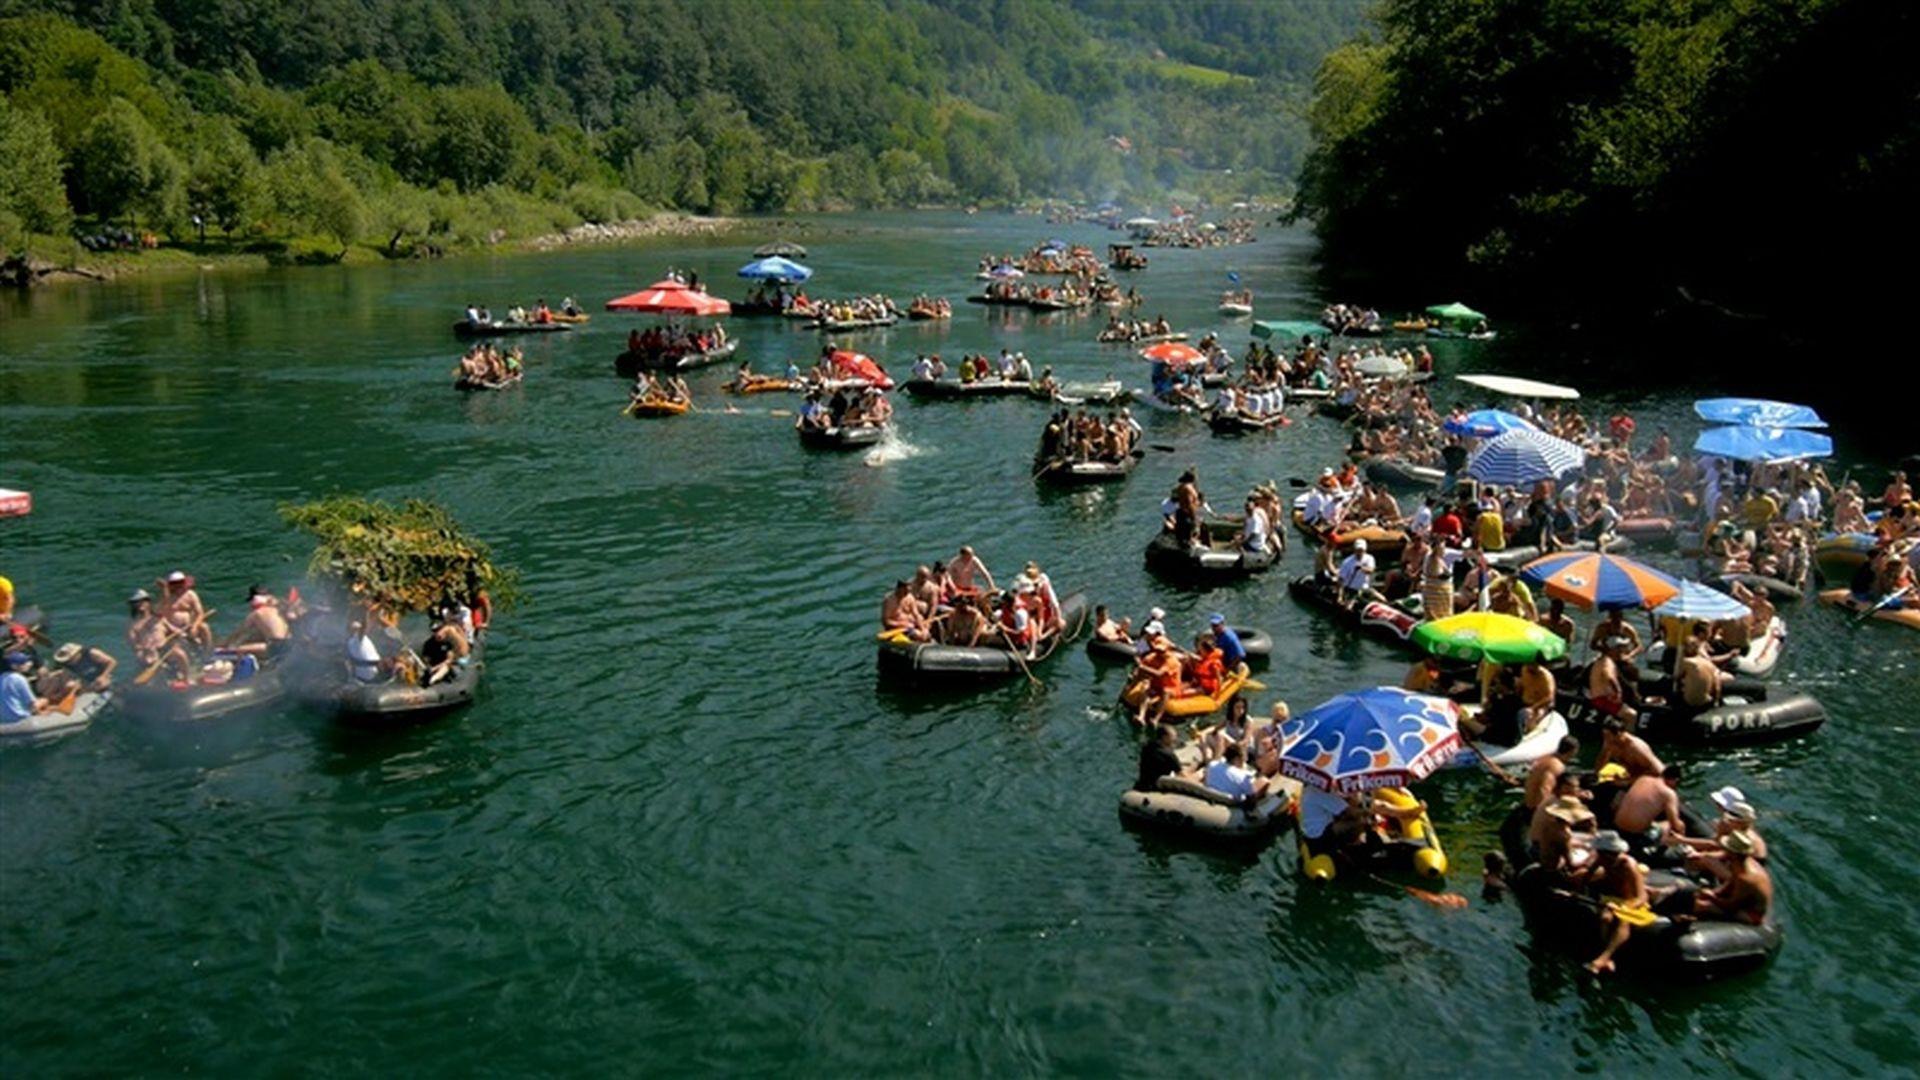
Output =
[
  {"x1": 1410, "y1": 611, "x2": 1567, "y2": 664},
  {"x1": 1425, "y1": 301, "x2": 1487, "y2": 325},
  {"x1": 1251, "y1": 319, "x2": 1325, "y2": 341}
]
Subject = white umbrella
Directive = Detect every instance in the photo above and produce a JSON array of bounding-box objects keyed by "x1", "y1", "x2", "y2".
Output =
[
  {"x1": 1456, "y1": 374, "x2": 1581, "y2": 400},
  {"x1": 1354, "y1": 355, "x2": 1409, "y2": 377}
]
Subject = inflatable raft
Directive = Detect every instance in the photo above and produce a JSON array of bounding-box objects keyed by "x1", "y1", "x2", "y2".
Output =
[
  {"x1": 1119, "y1": 775, "x2": 1292, "y2": 844},
  {"x1": 1289, "y1": 511, "x2": 1408, "y2": 558},
  {"x1": 1818, "y1": 588, "x2": 1920, "y2": 631},
  {"x1": 0, "y1": 690, "x2": 111, "y2": 741},
  {"x1": 614, "y1": 341, "x2": 739, "y2": 376},
  {"x1": 1121, "y1": 667, "x2": 1257, "y2": 720},
  {"x1": 629, "y1": 398, "x2": 690, "y2": 418},
  {"x1": 1034, "y1": 380, "x2": 1130, "y2": 405},
  {"x1": 1501, "y1": 812, "x2": 1782, "y2": 978},
  {"x1": 453, "y1": 320, "x2": 571, "y2": 338},
  {"x1": 1445, "y1": 710, "x2": 1570, "y2": 771},
  {"x1": 1617, "y1": 517, "x2": 1678, "y2": 546},
  {"x1": 1710, "y1": 571, "x2": 1804, "y2": 604},
  {"x1": 797, "y1": 422, "x2": 888, "y2": 450},
  {"x1": 1813, "y1": 533, "x2": 1876, "y2": 584},
  {"x1": 875, "y1": 592, "x2": 1089, "y2": 684},
  {"x1": 1087, "y1": 626, "x2": 1272, "y2": 666},
  {"x1": 1207, "y1": 411, "x2": 1287, "y2": 435},
  {"x1": 814, "y1": 315, "x2": 897, "y2": 332},
  {"x1": 1300, "y1": 786, "x2": 1447, "y2": 881},
  {"x1": 1559, "y1": 688, "x2": 1826, "y2": 745},
  {"x1": 1482, "y1": 537, "x2": 1635, "y2": 573},
  {"x1": 454, "y1": 372, "x2": 522, "y2": 392},
  {"x1": 118, "y1": 661, "x2": 289, "y2": 722},
  {"x1": 1363, "y1": 457, "x2": 1446, "y2": 493},
  {"x1": 1143, "y1": 526, "x2": 1279, "y2": 584},
  {"x1": 322, "y1": 645, "x2": 485, "y2": 723},
  {"x1": 905, "y1": 377, "x2": 1032, "y2": 400},
  {"x1": 1033, "y1": 451, "x2": 1141, "y2": 487},
  {"x1": 1286, "y1": 574, "x2": 1423, "y2": 647},
  {"x1": 1647, "y1": 616, "x2": 1785, "y2": 678}
]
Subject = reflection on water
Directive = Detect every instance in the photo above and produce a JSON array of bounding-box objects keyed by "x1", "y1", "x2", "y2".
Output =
[{"x1": 1, "y1": 212, "x2": 1916, "y2": 1074}]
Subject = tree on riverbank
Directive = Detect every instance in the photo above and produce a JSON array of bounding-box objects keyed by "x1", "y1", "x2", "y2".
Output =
[
  {"x1": 1294, "y1": 0, "x2": 1919, "y2": 322},
  {"x1": 0, "y1": 2, "x2": 1366, "y2": 261}
]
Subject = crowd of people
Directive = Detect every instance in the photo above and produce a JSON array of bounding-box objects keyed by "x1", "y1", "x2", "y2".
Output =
[
  {"x1": 1098, "y1": 314, "x2": 1177, "y2": 342},
  {"x1": 879, "y1": 551, "x2": 1066, "y2": 658},
  {"x1": 622, "y1": 323, "x2": 729, "y2": 363},
  {"x1": 1157, "y1": 469, "x2": 1287, "y2": 560},
  {"x1": 809, "y1": 295, "x2": 899, "y2": 326},
  {"x1": 454, "y1": 343, "x2": 524, "y2": 387},
  {"x1": 907, "y1": 295, "x2": 952, "y2": 319},
  {"x1": 798, "y1": 385, "x2": 892, "y2": 432},
  {"x1": 629, "y1": 372, "x2": 691, "y2": 408},
  {"x1": 1134, "y1": 218, "x2": 1258, "y2": 248},
  {"x1": 1033, "y1": 407, "x2": 1141, "y2": 469},
  {"x1": 1320, "y1": 303, "x2": 1383, "y2": 335},
  {"x1": 912, "y1": 350, "x2": 1036, "y2": 384},
  {"x1": 1101, "y1": 608, "x2": 1260, "y2": 725},
  {"x1": 461, "y1": 298, "x2": 580, "y2": 328}
]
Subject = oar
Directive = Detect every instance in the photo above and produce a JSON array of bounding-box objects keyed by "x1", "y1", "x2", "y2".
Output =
[
  {"x1": 1366, "y1": 870, "x2": 1469, "y2": 909},
  {"x1": 131, "y1": 608, "x2": 215, "y2": 685},
  {"x1": 1148, "y1": 443, "x2": 1178, "y2": 453},
  {"x1": 1456, "y1": 724, "x2": 1523, "y2": 787},
  {"x1": 1854, "y1": 583, "x2": 1913, "y2": 624}
]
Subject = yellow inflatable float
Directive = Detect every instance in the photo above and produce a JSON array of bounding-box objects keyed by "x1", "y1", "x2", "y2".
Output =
[{"x1": 1298, "y1": 786, "x2": 1447, "y2": 881}]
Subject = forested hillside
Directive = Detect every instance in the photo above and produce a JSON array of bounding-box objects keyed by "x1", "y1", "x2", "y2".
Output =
[
  {"x1": 1294, "y1": 0, "x2": 1918, "y2": 322},
  {"x1": 0, "y1": 0, "x2": 1362, "y2": 260}
]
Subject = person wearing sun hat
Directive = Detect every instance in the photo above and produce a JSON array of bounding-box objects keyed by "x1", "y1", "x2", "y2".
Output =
[
  {"x1": 1692, "y1": 828, "x2": 1774, "y2": 927},
  {"x1": 1576, "y1": 829, "x2": 1655, "y2": 975},
  {"x1": 1533, "y1": 791, "x2": 1596, "y2": 875},
  {"x1": 1678, "y1": 789, "x2": 1769, "y2": 867}
]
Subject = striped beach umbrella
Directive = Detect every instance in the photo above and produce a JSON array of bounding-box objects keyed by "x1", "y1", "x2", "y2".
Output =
[
  {"x1": 1653, "y1": 580, "x2": 1752, "y2": 621},
  {"x1": 1466, "y1": 428, "x2": 1587, "y2": 486},
  {"x1": 1519, "y1": 551, "x2": 1680, "y2": 612}
]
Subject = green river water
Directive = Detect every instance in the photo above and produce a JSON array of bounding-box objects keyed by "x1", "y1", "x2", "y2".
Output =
[{"x1": 2, "y1": 212, "x2": 1917, "y2": 1075}]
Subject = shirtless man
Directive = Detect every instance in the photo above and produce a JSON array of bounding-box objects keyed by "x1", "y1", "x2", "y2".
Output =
[
  {"x1": 948, "y1": 546, "x2": 995, "y2": 598},
  {"x1": 1577, "y1": 830, "x2": 1654, "y2": 975},
  {"x1": 880, "y1": 581, "x2": 931, "y2": 642},
  {"x1": 158, "y1": 570, "x2": 212, "y2": 649},
  {"x1": 227, "y1": 591, "x2": 290, "y2": 658},
  {"x1": 1691, "y1": 830, "x2": 1772, "y2": 925},
  {"x1": 1612, "y1": 765, "x2": 1686, "y2": 841},
  {"x1": 1677, "y1": 639, "x2": 1726, "y2": 709},
  {"x1": 1587, "y1": 609, "x2": 1642, "y2": 660},
  {"x1": 1170, "y1": 471, "x2": 1204, "y2": 549},
  {"x1": 1595, "y1": 717, "x2": 1664, "y2": 781},
  {"x1": 1513, "y1": 725, "x2": 1575, "y2": 806},
  {"x1": 125, "y1": 589, "x2": 190, "y2": 683},
  {"x1": 1092, "y1": 605, "x2": 1132, "y2": 644},
  {"x1": 1586, "y1": 639, "x2": 1639, "y2": 726},
  {"x1": 1519, "y1": 660, "x2": 1557, "y2": 729},
  {"x1": 1530, "y1": 788, "x2": 1594, "y2": 874}
]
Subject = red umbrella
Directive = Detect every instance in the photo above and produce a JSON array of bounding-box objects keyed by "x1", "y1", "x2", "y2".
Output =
[
  {"x1": 605, "y1": 279, "x2": 731, "y2": 316},
  {"x1": 829, "y1": 350, "x2": 894, "y2": 390},
  {"x1": 1140, "y1": 342, "x2": 1203, "y2": 365},
  {"x1": 0, "y1": 488, "x2": 29, "y2": 518}
]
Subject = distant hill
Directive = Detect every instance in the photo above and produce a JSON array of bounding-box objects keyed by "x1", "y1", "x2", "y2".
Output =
[{"x1": 0, "y1": 0, "x2": 1364, "y2": 256}]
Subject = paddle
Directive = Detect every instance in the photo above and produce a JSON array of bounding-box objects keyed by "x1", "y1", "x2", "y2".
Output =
[
  {"x1": 1457, "y1": 725, "x2": 1523, "y2": 787},
  {"x1": 132, "y1": 608, "x2": 215, "y2": 685},
  {"x1": 1854, "y1": 583, "x2": 1913, "y2": 624},
  {"x1": 1366, "y1": 870, "x2": 1469, "y2": 909}
]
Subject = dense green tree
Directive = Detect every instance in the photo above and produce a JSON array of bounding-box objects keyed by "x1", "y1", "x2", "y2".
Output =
[
  {"x1": 186, "y1": 120, "x2": 262, "y2": 237},
  {"x1": 0, "y1": 97, "x2": 71, "y2": 238},
  {"x1": 71, "y1": 98, "x2": 166, "y2": 222}
]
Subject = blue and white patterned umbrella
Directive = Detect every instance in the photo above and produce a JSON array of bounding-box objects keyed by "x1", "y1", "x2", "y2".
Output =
[
  {"x1": 737, "y1": 256, "x2": 813, "y2": 282},
  {"x1": 1694, "y1": 398, "x2": 1827, "y2": 429},
  {"x1": 986, "y1": 264, "x2": 1024, "y2": 279},
  {"x1": 1277, "y1": 688, "x2": 1462, "y2": 794},
  {"x1": 1693, "y1": 425, "x2": 1832, "y2": 464},
  {"x1": 1654, "y1": 580, "x2": 1752, "y2": 621},
  {"x1": 1467, "y1": 428, "x2": 1587, "y2": 486},
  {"x1": 1444, "y1": 408, "x2": 1537, "y2": 438}
]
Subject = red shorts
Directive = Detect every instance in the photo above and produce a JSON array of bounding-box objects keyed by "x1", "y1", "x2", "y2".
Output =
[{"x1": 1590, "y1": 694, "x2": 1625, "y2": 717}]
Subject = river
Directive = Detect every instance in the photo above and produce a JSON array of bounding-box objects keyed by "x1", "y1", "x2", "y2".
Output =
[{"x1": 2, "y1": 212, "x2": 1916, "y2": 1074}]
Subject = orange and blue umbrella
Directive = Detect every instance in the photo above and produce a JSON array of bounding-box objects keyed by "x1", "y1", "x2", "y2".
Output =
[
  {"x1": 1519, "y1": 551, "x2": 1679, "y2": 611},
  {"x1": 1277, "y1": 687, "x2": 1462, "y2": 794}
]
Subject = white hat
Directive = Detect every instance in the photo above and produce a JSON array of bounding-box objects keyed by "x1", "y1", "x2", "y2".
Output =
[
  {"x1": 1709, "y1": 786, "x2": 1747, "y2": 814},
  {"x1": 1142, "y1": 619, "x2": 1165, "y2": 638},
  {"x1": 1352, "y1": 538, "x2": 1368, "y2": 552},
  {"x1": 165, "y1": 570, "x2": 187, "y2": 583},
  {"x1": 1149, "y1": 606, "x2": 1166, "y2": 620}
]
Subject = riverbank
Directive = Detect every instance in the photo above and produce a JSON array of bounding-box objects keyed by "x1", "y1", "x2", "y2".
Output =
[{"x1": 1, "y1": 212, "x2": 763, "y2": 290}]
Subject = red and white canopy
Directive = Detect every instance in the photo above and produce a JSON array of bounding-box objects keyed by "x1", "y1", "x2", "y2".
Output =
[
  {"x1": 605, "y1": 279, "x2": 731, "y2": 316},
  {"x1": 0, "y1": 488, "x2": 30, "y2": 518}
]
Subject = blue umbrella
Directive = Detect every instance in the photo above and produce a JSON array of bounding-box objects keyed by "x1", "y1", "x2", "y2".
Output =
[
  {"x1": 1654, "y1": 580, "x2": 1751, "y2": 621},
  {"x1": 1443, "y1": 408, "x2": 1537, "y2": 438},
  {"x1": 737, "y1": 256, "x2": 812, "y2": 283},
  {"x1": 1467, "y1": 428, "x2": 1587, "y2": 486},
  {"x1": 1693, "y1": 425, "x2": 1833, "y2": 464},
  {"x1": 1694, "y1": 398, "x2": 1827, "y2": 429},
  {"x1": 1277, "y1": 688, "x2": 1462, "y2": 793}
]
